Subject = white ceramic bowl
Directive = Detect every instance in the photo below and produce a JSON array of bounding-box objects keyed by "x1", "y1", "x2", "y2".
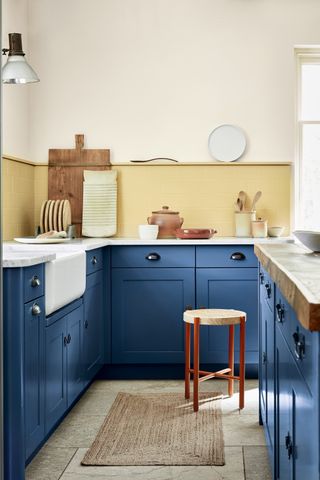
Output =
[
  {"x1": 268, "y1": 226, "x2": 284, "y2": 237},
  {"x1": 138, "y1": 224, "x2": 159, "y2": 240},
  {"x1": 293, "y1": 230, "x2": 320, "y2": 252}
]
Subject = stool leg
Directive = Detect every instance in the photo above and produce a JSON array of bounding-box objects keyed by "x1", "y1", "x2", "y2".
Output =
[
  {"x1": 239, "y1": 317, "x2": 246, "y2": 409},
  {"x1": 228, "y1": 324, "x2": 235, "y2": 397},
  {"x1": 193, "y1": 317, "x2": 200, "y2": 412},
  {"x1": 185, "y1": 322, "x2": 191, "y2": 399}
]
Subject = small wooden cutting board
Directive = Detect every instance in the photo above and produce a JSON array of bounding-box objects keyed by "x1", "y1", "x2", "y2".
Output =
[{"x1": 48, "y1": 134, "x2": 111, "y2": 236}]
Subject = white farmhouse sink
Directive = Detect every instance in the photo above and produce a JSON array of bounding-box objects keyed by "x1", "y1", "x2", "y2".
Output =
[
  {"x1": 4, "y1": 244, "x2": 86, "y2": 315},
  {"x1": 45, "y1": 251, "x2": 86, "y2": 315}
]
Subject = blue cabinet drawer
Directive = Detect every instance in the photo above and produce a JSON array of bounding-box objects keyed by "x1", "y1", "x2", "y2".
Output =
[
  {"x1": 24, "y1": 264, "x2": 45, "y2": 303},
  {"x1": 196, "y1": 246, "x2": 257, "y2": 268},
  {"x1": 275, "y1": 286, "x2": 316, "y2": 393},
  {"x1": 111, "y1": 246, "x2": 195, "y2": 268},
  {"x1": 86, "y1": 248, "x2": 104, "y2": 275},
  {"x1": 259, "y1": 267, "x2": 274, "y2": 314}
]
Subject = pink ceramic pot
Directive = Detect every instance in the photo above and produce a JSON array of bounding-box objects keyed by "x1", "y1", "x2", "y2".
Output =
[{"x1": 147, "y1": 206, "x2": 184, "y2": 238}]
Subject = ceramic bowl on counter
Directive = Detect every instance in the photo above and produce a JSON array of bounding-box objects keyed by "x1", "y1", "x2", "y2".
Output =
[
  {"x1": 293, "y1": 230, "x2": 320, "y2": 252},
  {"x1": 175, "y1": 228, "x2": 217, "y2": 239},
  {"x1": 138, "y1": 224, "x2": 159, "y2": 240},
  {"x1": 268, "y1": 226, "x2": 284, "y2": 237}
]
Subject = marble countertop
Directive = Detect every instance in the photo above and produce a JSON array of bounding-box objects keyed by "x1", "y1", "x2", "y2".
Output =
[
  {"x1": 3, "y1": 236, "x2": 293, "y2": 268},
  {"x1": 3, "y1": 251, "x2": 56, "y2": 268},
  {"x1": 255, "y1": 243, "x2": 320, "y2": 331}
]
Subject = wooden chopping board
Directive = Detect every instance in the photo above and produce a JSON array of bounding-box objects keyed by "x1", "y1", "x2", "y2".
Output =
[{"x1": 48, "y1": 134, "x2": 111, "y2": 236}]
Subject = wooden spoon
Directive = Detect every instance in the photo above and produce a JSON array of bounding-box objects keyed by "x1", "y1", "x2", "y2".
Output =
[
  {"x1": 251, "y1": 191, "x2": 262, "y2": 212},
  {"x1": 238, "y1": 191, "x2": 247, "y2": 211}
]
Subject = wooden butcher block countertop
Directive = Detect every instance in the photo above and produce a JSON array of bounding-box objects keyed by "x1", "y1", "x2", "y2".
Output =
[{"x1": 255, "y1": 243, "x2": 320, "y2": 331}]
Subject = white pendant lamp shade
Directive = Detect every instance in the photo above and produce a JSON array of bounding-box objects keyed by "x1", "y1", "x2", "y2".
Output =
[
  {"x1": 2, "y1": 33, "x2": 39, "y2": 84},
  {"x1": 2, "y1": 55, "x2": 39, "y2": 84}
]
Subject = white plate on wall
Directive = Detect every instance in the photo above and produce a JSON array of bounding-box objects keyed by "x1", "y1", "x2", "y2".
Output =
[
  {"x1": 14, "y1": 237, "x2": 70, "y2": 244},
  {"x1": 208, "y1": 124, "x2": 247, "y2": 162}
]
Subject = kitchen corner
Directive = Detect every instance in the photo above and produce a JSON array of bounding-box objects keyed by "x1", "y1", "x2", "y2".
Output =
[{"x1": 2, "y1": 1, "x2": 320, "y2": 480}]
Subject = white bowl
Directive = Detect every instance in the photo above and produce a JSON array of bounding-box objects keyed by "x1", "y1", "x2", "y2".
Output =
[
  {"x1": 138, "y1": 224, "x2": 159, "y2": 240},
  {"x1": 268, "y1": 226, "x2": 284, "y2": 237},
  {"x1": 293, "y1": 230, "x2": 320, "y2": 252}
]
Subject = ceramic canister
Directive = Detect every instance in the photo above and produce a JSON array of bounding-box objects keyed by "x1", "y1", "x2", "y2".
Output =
[
  {"x1": 252, "y1": 219, "x2": 268, "y2": 238},
  {"x1": 147, "y1": 206, "x2": 184, "y2": 238},
  {"x1": 235, "y1": 211, "x2": 256, "y2": 237}
]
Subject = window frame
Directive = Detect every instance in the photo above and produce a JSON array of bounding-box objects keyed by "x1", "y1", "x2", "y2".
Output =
[{"x1": 294, "y1": 47, "x2": 320, "y2": 230}]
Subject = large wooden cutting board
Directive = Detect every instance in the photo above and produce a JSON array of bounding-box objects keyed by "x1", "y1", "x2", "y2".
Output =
[{"x1": 48, "y1": 134, "x2": 111, "y2": 236}]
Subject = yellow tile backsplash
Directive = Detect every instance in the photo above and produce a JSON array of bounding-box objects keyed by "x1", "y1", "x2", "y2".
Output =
[
  {"x1": 2, "y1": 158, "x2": 291, "y2": 240},
  {"x1": 114, "y1": 165, "x2": 291, "y2": 237},
  {"x1": 2, "y1": 158, "x2": 35, "y2": 240}
]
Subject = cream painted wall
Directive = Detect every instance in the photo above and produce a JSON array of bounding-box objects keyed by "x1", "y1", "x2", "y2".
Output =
[
  {"x1": 2, "y1": 0, "x2": 32, "y2": 159},
  {"x1": 27, "y1": 0, "x2": 320, "y2": 164}
]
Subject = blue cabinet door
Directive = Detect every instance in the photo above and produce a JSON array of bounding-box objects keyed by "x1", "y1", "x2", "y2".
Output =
[
  {"x1": 276, "y1": 326, "x2": 318, "y2": 480},
  {"x1": 67, "y1": 306, "x2": 84, "y2": 405},
  {"x1": 24, "y1": 297, "x2": 45, "y2": 460},
  {"x1": 45, "y1": 316, "x2": 67, "y2": 433},
  {"x1": 112, "y1": 268, "x2": 195, "y2": 363},
  {"x1": 260, "y1": 301, "x2": 267, "y2": 426},
  {"x1": 83, "y1": 270, "x2": 104, "y2": 383},
  {"x1": 293, "y1": 366, "x2": 318, "y2": 480},
  {"x1": 275, "y1": 329, "x2": 292, "y2": 480},
  {"x1": 196, "y1": 268, "x2": 258, "y2": 366}
]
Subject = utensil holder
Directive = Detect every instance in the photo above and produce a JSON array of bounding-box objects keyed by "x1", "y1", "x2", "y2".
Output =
[{"x1": 235, "y1": 211, "x2": 256, "y2": 237}]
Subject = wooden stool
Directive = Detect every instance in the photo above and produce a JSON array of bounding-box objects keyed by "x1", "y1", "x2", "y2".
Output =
[{"x1": 183, "y1": 309, "x2": 246, "y2": 412}]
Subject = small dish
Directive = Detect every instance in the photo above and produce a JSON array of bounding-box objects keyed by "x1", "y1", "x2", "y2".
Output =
[
  {"x1": 14, "y1": 237, "x2": 70, "y2": 244},
  {"x1": 175, "y1": 228, "x2": 217, "y2": 239},
  {"x1": 268, "y1": 226, "x2": 284, "y2": 237}
]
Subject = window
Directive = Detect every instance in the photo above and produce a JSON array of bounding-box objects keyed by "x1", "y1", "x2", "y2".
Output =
[{"x1": 295, "y1": 49, "x2": 320, "y2": 231}]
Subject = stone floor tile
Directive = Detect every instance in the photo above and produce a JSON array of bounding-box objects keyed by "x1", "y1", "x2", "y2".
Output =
[
  {"x1": 46, "y1": 415, "x2": 105, "y2": 448},
  {"x1": 222, "y1": 415, "x2": 265, "y2": 446},
  {"x1": 61, "y1": 446, "x2": 244, "y2": 480},
  {"x1": 243, "y1": 446, "x2": 272, "y2": 480},
  {"x1": 25, "y1": 446, "x2": 76, "y2": 480},
  {"x1": 69, "y1": 390, "x2": 117, "y2": 417}
]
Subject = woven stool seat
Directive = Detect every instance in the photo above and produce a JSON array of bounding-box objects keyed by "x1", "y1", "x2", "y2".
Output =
[{"x1": 183, "y1": 308, "x2": 246, "y2": 326}]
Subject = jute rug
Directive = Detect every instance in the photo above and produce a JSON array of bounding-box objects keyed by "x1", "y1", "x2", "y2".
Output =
[{"x1": 82, "y1": 392, "x2": 225, "y2": 466}]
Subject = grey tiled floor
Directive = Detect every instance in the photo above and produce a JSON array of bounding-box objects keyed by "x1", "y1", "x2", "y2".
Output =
[{"x1": 26, "y1": 379, "x2": 272, "y2": 480}]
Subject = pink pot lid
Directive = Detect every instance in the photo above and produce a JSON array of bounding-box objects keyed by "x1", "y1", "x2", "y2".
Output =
[{"x1": 152, "y1": 205, "x2": 179, "y2": 215}]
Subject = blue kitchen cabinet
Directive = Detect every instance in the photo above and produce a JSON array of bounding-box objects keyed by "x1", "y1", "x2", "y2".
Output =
[
  {"x1": 45, "y1": 303, "x2": 84, "y2": 433},
  {"x1": 83, "y1": 269, "x2": 104, "y2": 384},
  {"x1": 196, "y1": 268, "x2": 258, "y2": 369},
  {"x1": 24, "y1": 297, "x2": 46, "y2": 460},
  {"x1": 112, "y1": 268, "x2": 195, "y2": 363},
  {"x1": 275, "y1": 325, "x2": 318, "y2": 480},
  {"x1": 258, "y1": 267, "x2": 275, "y2": 470},
  {"x1": 257, "y1": 259, "x2": 320, "y2": 480},
  {"x1": 4, "y1": 264, "x2": 46, "y2": 479}
]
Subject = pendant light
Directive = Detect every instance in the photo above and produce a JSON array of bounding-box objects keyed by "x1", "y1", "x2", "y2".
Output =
[{"x1": 2, "y1": 33, "x2": 39, "y2": 84}]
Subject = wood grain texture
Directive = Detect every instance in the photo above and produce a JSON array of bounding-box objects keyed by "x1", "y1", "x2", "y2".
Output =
[
  {"x1": 48, "y1": 135, "x2": 111, "y2": 236},
  {"x1": 254, "y1": 243, "x2": 320, "y2": 331}
]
